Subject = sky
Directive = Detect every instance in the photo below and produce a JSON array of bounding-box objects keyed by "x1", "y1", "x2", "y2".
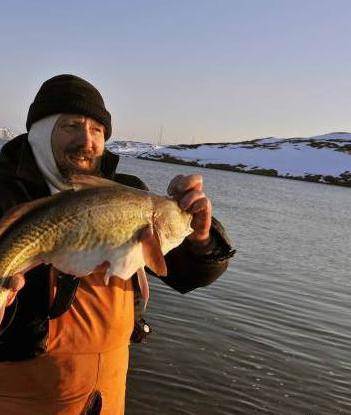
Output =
[{"x1": 1, "y1": 0, "x2": 351, "y2": 144}]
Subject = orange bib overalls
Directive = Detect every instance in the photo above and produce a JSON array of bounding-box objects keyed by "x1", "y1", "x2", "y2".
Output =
[{"x1": 0, "y1": 272, "x2": 135, "y2": 415}]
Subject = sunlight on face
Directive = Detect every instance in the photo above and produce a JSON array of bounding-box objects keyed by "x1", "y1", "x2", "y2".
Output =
[{"x1": 51, "y1": 114, "x2": 105, "y2": 178}]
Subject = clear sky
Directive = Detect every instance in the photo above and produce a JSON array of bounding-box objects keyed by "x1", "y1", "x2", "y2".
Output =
[{"x1": 1, "y1": 0, "x2": 351, "y2": 143}]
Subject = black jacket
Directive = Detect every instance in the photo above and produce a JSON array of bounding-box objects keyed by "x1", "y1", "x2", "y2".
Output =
[{"x1": 0, "y1": 135, "x2": 235, "y2": 361}]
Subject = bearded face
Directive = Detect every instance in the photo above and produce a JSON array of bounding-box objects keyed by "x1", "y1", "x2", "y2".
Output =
[{"x1": 51, "y1": 114, "x2": 106, "y2": 178}]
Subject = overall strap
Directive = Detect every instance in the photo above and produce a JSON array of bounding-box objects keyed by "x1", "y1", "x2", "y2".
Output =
[{"x1": 48, "y1": 274, "x2": 80, "y2": 319}]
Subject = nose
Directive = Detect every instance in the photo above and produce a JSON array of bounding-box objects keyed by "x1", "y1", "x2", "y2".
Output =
[{"x1": 77, "y1": 123, "x2": 95, "y2": 151}]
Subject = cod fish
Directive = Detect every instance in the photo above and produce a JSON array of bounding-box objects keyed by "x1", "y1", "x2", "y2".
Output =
[{"x1": 0, "y1": 175, "x2": 193, "y2": 323}]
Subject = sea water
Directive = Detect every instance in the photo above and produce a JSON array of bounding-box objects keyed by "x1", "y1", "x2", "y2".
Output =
[{"x1": 120, "y1": 157, "x2": 351, "y2": 415}]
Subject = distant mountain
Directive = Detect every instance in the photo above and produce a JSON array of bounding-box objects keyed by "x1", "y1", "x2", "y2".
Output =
[
  {"x1": 0, "y1": 127, "x2": 16, "y2": 140},
  {"x1": 107, "y1": 132, "x2": 351, "y2": 187}
]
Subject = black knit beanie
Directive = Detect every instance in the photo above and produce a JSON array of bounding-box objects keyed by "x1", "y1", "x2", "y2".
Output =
[{"x1": 26, "y1": 74, "x2": 112, "y2": 139}]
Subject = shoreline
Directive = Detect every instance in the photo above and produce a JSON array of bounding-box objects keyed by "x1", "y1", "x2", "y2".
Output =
[{"x1": 136, "y1": 154, "x2": 351, "y2": 188}]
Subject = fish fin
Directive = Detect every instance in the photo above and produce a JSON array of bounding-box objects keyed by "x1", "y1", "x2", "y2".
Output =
[
  {"x1": 140, "y1": 226, "x2": 167, "y2": 277},
  {"x1": 70, "y1": 175, "x2": 151, "y2": 198},
  {"x1": 0, "y1": 192, "x2": 71, "y2": 239},
  {"x1": 91, "y1": 260, "x2": 110, "y2": 275},
  {"x1": 90, "y1": 261, "x2": 111, "y2": 285},
  {"x1": 70, "y1": 174, "x2": 123, "y2": 191},
  {"x1": 137, "y1": 267, "x2": 149, "y2": 310}
]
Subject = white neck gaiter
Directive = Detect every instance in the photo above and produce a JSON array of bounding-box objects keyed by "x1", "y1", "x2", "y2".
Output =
[{"x1": 28, "y1": 114, "x2": 73, "y2": 194}]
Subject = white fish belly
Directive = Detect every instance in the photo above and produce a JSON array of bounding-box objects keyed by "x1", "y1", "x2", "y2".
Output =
[{"x1": 41, "y1": 240, "x2": 145, "y2": 281}]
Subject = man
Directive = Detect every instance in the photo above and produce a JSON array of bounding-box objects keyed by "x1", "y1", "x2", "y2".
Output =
[{"x1": 0, "y1": 74, "x2": 234, "y2": 415}]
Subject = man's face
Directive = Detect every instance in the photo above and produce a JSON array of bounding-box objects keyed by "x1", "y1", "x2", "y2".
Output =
[{"x1": 51, "y1": 114, "x2": 105, "y2": 178}]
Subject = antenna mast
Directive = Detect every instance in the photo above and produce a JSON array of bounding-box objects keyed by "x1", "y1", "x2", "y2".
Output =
[{"x1": 158, "y1": 125, "x2": 165, "y2": 146}]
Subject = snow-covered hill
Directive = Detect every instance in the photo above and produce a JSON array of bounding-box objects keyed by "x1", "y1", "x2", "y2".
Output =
[
  {"x1": 0, "y1": 127, "x2": 16, "y2": 140},
  {"x1": 108, "y1": 132, "x2": 351, "y2": 186}
]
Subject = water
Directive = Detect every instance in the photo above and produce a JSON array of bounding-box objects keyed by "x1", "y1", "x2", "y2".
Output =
[{"x1": 117, "y1": 157, "x2": 351, "y2": 415}]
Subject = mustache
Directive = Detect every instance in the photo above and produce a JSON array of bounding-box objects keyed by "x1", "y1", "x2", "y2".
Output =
[{"x1": 64, "y1": 146, "x2": 99, "y2": 159}]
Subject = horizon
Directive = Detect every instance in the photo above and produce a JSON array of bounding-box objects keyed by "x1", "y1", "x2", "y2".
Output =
[
  {"x1": 2, "y1": 0, "x2": 351, "y2": 143},
  {"x1": 2, "y1": 125, "x2": 351, "y2": 146}
]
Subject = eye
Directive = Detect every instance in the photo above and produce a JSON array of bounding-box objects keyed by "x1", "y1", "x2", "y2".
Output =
[
  {"x1": 64, "y1": 122, "x2": 79, "y2": 130},
  {"x1": 92, "y1": 126, "x2": 104, "y2": 134}
]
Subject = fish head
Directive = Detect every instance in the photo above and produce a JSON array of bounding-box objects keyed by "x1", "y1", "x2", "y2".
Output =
[{"x1": 152, "y1": 196, "x2": 193, "y2": 255}]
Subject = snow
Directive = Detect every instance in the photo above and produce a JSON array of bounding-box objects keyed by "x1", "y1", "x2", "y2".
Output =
[
  {"x1": 157, "y1": 142, "x2": 350, "y2": 176},
  {"x1": 107, "y1": 140, "x2": 160, "y2": 158},
  {"x1": 107, "y1": 132, "x2": 351, "y2": 184},
  {"x1": 0, "y1": 127, "x2": 15, "y2": 140}
]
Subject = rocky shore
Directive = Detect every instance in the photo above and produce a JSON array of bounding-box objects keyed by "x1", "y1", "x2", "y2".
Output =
[{"x1": 136, "y1": 153, "x2": 351, "y2": 187}]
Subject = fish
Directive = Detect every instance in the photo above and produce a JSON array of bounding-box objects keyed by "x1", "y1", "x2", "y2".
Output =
[{"x1": 0, "y1": 175, "x2": 193, "y2": 323}]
